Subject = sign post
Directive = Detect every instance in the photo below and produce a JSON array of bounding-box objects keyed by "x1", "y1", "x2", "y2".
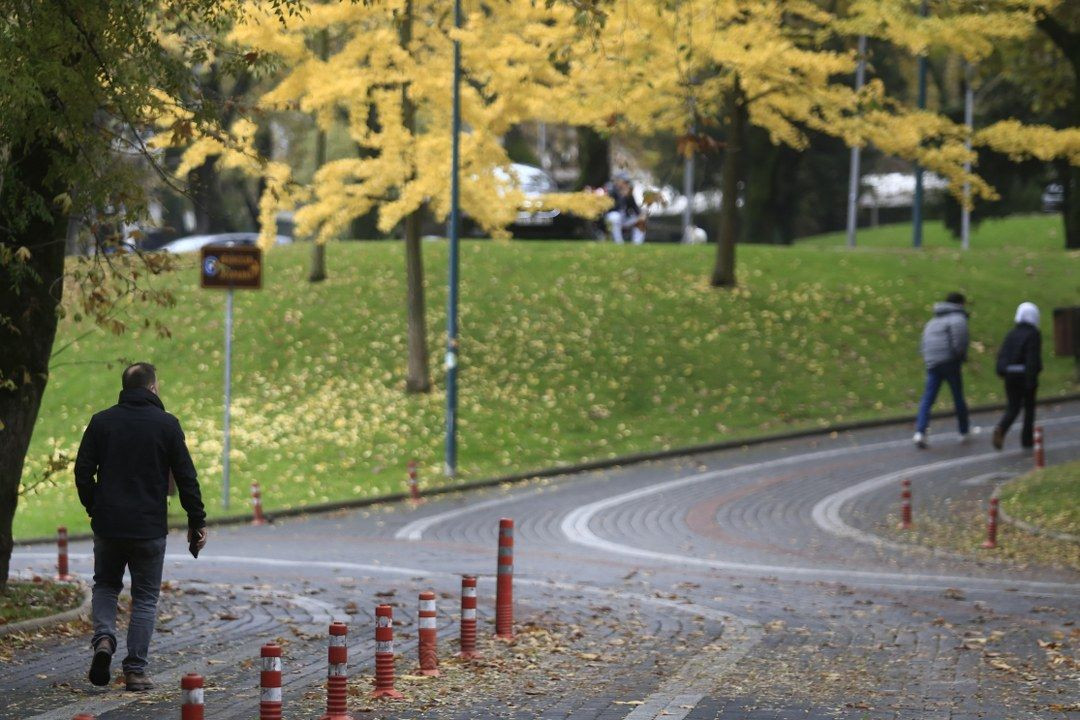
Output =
[{"x1": 201, "y1": 245, "x2": 262, "y2": 510}]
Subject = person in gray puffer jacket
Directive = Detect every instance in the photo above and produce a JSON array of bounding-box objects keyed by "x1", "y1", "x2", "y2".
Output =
[{"x1": 913, "y1": 292, "x2": 971, "y2": 448}]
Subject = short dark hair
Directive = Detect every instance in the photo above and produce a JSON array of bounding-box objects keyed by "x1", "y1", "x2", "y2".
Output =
[
  {"x1": 122, "y1": 363, "x2": 157, "y2": 390},
  {"x1": 945, "y1": 292, "x2": 965, "y2": 305}
]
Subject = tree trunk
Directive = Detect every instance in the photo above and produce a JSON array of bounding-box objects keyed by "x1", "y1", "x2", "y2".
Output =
[
  {"x1": 0, "y1": 144, "x2": 68, "y2": 591},
  {"x1": 711, "y1": 85, "x2": 745, "y2": 287},
  {"x1": 401, "y1": 0, "x2": 431, "y2": 393},
  {"x1": 189, "y1": 157, "x2": 228, "y2": 234},
  {"x1": 404, "y1": 211, "x2": 431, "y2": 393},
  {"x1": 576, "y1": 127, "x2": 610, "y2": 190},
  {"x1": 1063, "y1": 161, "x2": 1080, "y2": 250},
  {"x1": 309, "y1": 29, "x2": 330, "y2": 282},
  {"x1": 1037, "y1": 11, "x2": 1080, "y2": 249}
]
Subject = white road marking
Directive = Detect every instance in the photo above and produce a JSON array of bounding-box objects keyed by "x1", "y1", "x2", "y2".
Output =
[
  {"x1": 960, "y1": 472, "x2": 1012, "y2": 486},
  {"x1": 394, "y1": 486, "x2": 549, "y2": 541},
  {"x1": 560, "y1": 419, "x2": 1080, "y2": 595},
  {"x1": 810, "y1": 439, "x2": 1080, "y2": 552}
]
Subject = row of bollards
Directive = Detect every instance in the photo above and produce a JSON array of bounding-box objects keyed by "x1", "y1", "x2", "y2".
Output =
[
  {"x1": 895, "y1": 423, "x2": 1049, "y2": 551},
  {"x1": 898, "y1": 480, "x2": 1001, "y2": 549},
  {"x1": 70, "y1": 519, "x2": 515, "y2": 719}
]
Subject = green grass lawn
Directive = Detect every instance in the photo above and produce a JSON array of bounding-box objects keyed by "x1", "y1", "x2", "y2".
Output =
[
  {"x1": 999, "y1": 460, "x2": 1080, "y2": 536},
  {"x1": 15, "y1": 214, "x2": 1080, "y2": 539}
]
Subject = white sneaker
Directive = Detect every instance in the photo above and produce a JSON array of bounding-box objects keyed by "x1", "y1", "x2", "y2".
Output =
[
  {"x1": 958, "y1": 432, "x2": 971, "y2": 445},
  {"x1": 913, "y1": 432, "x2": 928, "y2": 449}
]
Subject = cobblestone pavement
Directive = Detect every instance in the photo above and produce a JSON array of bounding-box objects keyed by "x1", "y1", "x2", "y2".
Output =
[{"x1": 6, "y1": 401, "x2": 1079, "y2": 720}]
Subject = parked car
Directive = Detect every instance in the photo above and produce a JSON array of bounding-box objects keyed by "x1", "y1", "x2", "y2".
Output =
[
  {"x1": 1041, "y1": 183, "x2": 1064, "y2": 213},
  {"x1": 462, "y1": 163, "x2": 589, "y2": 239},
  {"x1": 160, "y1": 232, "x2": 292, "y2": 254}
]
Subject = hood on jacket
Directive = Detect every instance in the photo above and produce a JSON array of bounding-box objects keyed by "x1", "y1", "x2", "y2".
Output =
[
  {"x1": 932, "y1": 301, "x2": 967, "y2": 317},
  {"x1": 118, "y1": 386, "x2": 165, "y2": 410},
  {"x1": 1015, "y1": 301, "x2": 1040, "y2": 326}
]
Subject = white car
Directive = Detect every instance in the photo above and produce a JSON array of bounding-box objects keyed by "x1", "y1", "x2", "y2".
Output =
[{"x1": 160, "y1": 232, "x2": 292, "y2": 254}]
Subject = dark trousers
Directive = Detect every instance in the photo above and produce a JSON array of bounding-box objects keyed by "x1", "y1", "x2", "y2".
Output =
[
  {"x1": 91, "y1": 535, "x2": 167, "y2": 674},
  {"x1": 997, "y1": 375, "x2": 1037, "y2": 448},
  {"x1": 915, "y1": 360, "x2": 970, "y2": 435}
]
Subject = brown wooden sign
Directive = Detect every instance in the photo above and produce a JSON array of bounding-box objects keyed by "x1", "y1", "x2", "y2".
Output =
[{"x1": 200, "y1": 245, "x2": 263, "y2": 290}]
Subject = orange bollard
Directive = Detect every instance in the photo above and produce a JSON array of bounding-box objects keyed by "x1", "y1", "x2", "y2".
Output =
[
  {"x1": 1034, "y1": 426, "x2": 1045, "y2": 469},
  {"x1": 407, "y1": 461, "x2": 421, "y2": 504},
  {"x1": 181, "y1": 673, "x2": 205, "y2": 720},
  {"x1": 370, "y1": 605, "x2": 404, "y2": 700},
  {"x1": 71, "y1": 715, "x2": 95, "y2": 720},
  {"x1": 251, "y1": 482, "x2": 267, "y2": 526},
  {"x1": 417, "y1": 591, "x2": 439, "y2": 676},
  {"x1": 496, "y1": 518, "x2": 514, "y2": 639},
  {"x1": 57, "y1": 526, "x2": 71, "y2": 581},
  {"x1": 982, "y1": 497, "x2": 999, "y2": 549},
  {"x1": 260, "y1": 643, "x2": 283, "y2": 720},
  {"x1": 898, "y1": 479, "x2": 912, "y2": 530},
  {"x1": 320, "y1": 622, "x2": 353, "y2": 720},
  {"x1": 459, "y1": 574, "x2": 480, "y2": 659}
]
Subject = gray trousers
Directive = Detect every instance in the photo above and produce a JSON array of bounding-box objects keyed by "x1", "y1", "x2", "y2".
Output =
[{"x1": 91, "y1": 535, "x2": 167, "y2": 674}]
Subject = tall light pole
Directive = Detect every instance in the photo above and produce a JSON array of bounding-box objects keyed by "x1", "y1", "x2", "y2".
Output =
[
  {"x1": 912, "y1": 0, "x2": 928, "y2": 248},
  {"x1": 845, "y1": 35, "x2": 867, "y2": 249},
  {"x1": 445, "y1": 0, "x2": 462, "y2": 477},
  {"x1": 961, "y1": 62, "x2": 974, "y2": 251}
]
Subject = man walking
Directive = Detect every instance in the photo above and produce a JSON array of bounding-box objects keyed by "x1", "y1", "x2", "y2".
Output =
[
  {"x1": 74, "y1": 363, "x2": 207, "y2": 691},
  {"x1": 913, "y1": 292, "x2": 971, "y2": 448}
]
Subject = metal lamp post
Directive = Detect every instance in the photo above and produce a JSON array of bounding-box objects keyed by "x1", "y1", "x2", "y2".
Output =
[
  {"x1": 445, "y1": 0, "x2": 462, "y2": 477},
  {"x1": 912, "y1": 0, "x2": 928, "y2": 248}
]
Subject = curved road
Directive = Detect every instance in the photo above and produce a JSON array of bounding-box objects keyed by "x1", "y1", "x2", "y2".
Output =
[{"x1": 7, "y1": 400, "x2": 1080, "y2": 719}]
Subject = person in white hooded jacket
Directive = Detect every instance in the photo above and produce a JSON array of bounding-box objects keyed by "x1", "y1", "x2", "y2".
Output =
[{"x1": 992, "y1": 302, "x2": 1043, "y2": 450}]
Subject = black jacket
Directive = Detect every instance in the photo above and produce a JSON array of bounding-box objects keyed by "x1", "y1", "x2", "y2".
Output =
[
  {"x1": 995, "y1": 322, "x2": 1042, "y2": 389},
  {"x1": 74, "y1": 388, "x2": 206, "y2": 538}
]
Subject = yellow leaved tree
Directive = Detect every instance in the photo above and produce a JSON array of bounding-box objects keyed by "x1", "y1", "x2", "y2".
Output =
[
  {"x1": 225, "y1": 0, "x2": 609, "y2": 392},
  {"x1": 570, "y1": 0, "x2": 1080, "y2": 286}
]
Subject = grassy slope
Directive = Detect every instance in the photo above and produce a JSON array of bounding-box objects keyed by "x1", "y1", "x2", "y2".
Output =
[
  {"x1": 999, "y1": 460, "x2": 1080, "y2": 536},
  {"x1": 15, "y1": 215, "x2": 1079, "y2": 538},
  {"x1": 0, "y1": 581, "x2": 83, "y2": 624}
]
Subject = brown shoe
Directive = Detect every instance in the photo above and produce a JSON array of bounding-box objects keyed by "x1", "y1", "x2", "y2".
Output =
[
  {"x1": 991, "y1": 426, "x2": 1004, "y2": 451},
  {"x1": 124, "y1": 671, "x2": 154, "y2": 691},
  {"x1": 88, "y1": 638, "x2": 113, "y2": 687}
]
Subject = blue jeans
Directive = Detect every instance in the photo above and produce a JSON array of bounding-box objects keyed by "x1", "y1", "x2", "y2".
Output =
[
  {"x1": 91, "y1": 535, "x2": 167, "y2": 674},
  {"x1": 915, "y1": 360, "x2": 970, "y2": 435}
]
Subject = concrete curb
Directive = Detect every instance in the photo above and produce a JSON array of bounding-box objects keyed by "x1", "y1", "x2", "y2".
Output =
[
  {"x1": 993, "y1": 478, "x2": 1080, "y2": 545},
  {"x1": 0, "y1": 580, "x2": 91, "y2": 637},
  {"x1": 17, "y1": 392, "x2": 1080, "y2": 547}
]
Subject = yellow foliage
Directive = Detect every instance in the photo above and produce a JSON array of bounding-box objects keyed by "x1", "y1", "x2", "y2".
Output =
[{"x1": 164, "y1": 0, "x2": 1077, "y2": 240}]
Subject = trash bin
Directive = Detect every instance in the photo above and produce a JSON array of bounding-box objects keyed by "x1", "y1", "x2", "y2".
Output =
[{"x1": 1052, "y1": 306, "x2": 1080, "y2": 358}]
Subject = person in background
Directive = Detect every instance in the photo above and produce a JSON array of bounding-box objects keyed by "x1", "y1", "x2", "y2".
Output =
[
  {"x1": 913, "y1": 292, "x2": 971, "y2": 448},
  {"x1": 604, "y1": 173, "x2": 646, "y2": 245},
  {"x1": 992, "y1": 302, "x2": 1043, "y2": 450},
  {"x1": 75, "y1": 363, "x2": 207, "y2": 691}
]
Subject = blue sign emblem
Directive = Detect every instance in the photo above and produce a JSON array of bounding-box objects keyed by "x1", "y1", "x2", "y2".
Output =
[{"x1": 203, "y1": 256, "x2": 220, "y2": 277}]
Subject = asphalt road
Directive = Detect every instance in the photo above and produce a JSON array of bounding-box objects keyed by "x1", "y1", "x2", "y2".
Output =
[{"x1": 6, "y1": 400, "x2": 1080, "y2": 720}]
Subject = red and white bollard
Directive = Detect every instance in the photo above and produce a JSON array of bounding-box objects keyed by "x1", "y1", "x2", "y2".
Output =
[
  {"x1": 417, "y1": 591, "x2": 439, "y2": 676},
  {"x1": 1034, "y1": 426, "x2": 1045, "y2": 469},
  {"x1": 181, "y1": 673, "x2": 205, "y2": 720},
  {"x1": 496, "y1": 518, "x2": 514, "y2": 639},
  {"x1": 320, "y1": 622, "x2": 353, "y2": 720},
  {"x1": 982, "y1": 497, "x2": 1000, "y2": 549},
  {"x1": 251, "y1": 482, "x2": 267, "y2": 526},
  {"x1": 371, "y1": 604, "x2": 404, "y2": 699},
  {"x1": 260, "y1": 643, "x2": 283, "y2": 720},
  {"x1": 407, "y1": 461, "x2": 421, "y2": 504},
  {"x1": 459, "y1": 574, "x2": 480, "y2": 659},
  {"x1": 71, "y1": 714, "x2": 95, "y2": 720},
  {"x1": 898, "y1": 479, "x2": 912, "y2": 530},
  {"x1": 57, "y1": 526, "x2": 71, "y2": 581}
]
